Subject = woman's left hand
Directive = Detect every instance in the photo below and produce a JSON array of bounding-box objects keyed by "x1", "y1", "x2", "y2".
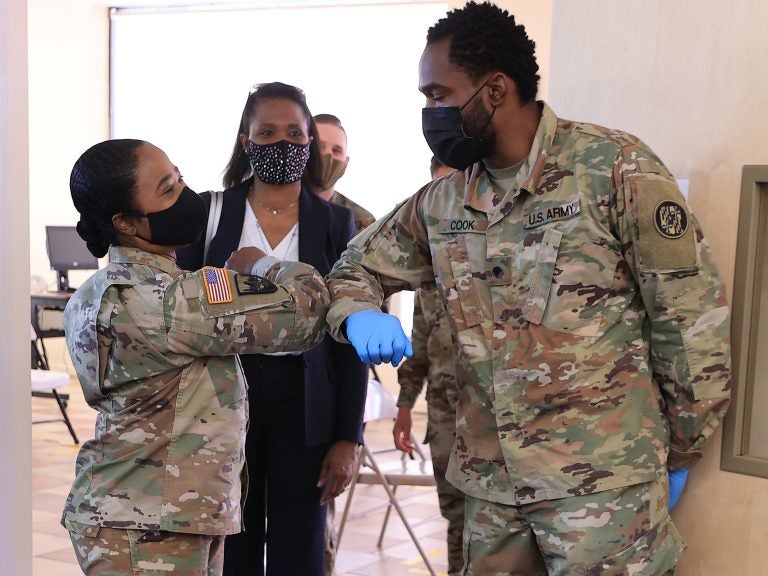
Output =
[{"x1": 318, "y1": 440, "x2": 359, "y2": 505}]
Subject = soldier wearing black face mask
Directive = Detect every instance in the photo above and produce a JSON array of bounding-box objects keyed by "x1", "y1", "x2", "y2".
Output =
[
  {"x1": 421, "y1": 78, "x2": 498, "y2": 171},
  {"x1": 325, "y1": 3, "x2": 731, "y2": 576},
  {"x1": 62, "y1": 138, "x2": 330, "y2": 576},
  {"x1": 119, "y1": 185, "x2": 208, "y2": 246}
]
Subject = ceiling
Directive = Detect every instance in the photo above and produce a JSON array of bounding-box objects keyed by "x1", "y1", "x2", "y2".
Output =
[{"x1": 92, "y1": 0, "x2": 429, "y2": 9}]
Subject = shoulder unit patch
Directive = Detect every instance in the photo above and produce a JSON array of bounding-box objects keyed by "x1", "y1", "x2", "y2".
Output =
[
  {"x1": 235, "y1": 274, "x2": 278, "y2": 296},
  {"x1": 654, "y1": 200, "x2": 688, "y2": 239}
]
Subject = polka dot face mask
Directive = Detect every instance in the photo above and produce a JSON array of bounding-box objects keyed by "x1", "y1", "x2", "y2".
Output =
[{"x1": 247, "y1": 139, "x2": 311, "y2": 186}]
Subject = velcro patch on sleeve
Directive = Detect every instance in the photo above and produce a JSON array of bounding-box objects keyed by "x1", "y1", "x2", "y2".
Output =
[
  {"x1": 181, "y1": 277, "x2": 200, "y2": 299},
  {"x1": 631, "y1": 175, "x2": 697, "y2": 271},
  {"x1": 202, "y1": 267, "x2": 233, "y2": 304},
  {"x1": 235, "y1": 274, "x2": 278, "y2": 296}
]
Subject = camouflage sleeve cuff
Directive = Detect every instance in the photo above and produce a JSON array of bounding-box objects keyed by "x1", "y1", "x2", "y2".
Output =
[
  {"x1": 667, "y1": 447, "x2": 702, "y2": 471},
  {"x1": 396, "y1": 387, "x2": 420, "y2": 407},
  {"x1": 326, "y1": 301, "x2": 381, "y2": 344}
]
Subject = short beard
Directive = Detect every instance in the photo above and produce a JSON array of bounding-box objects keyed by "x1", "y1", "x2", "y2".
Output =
[{"x1": 463, "y1": 96, "x2": 496, "y2": 159}]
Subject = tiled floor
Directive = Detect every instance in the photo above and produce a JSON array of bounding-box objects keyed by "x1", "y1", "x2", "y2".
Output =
[{"x1": 32, "y1": 378, "x2": 451, "y2": 575}]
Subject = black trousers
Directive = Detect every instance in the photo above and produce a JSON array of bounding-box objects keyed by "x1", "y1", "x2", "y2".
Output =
[{"x1": 223, "y1": 355, "x2": 329, "y2": 576}]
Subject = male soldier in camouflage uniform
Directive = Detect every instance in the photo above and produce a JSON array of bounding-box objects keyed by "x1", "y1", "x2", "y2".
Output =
[
  {"x1": 394, "y1": 157, "x2": 464, "y2": 575},
  {"x1": 313, "y1": 113, "x2": 376, "y2": 234},
  {"x1": 63, "y1": 139, "x2": 330, "y2": 575},
  {"x1": 325, "y1": 3, "x2": 731, "y2": 574}
]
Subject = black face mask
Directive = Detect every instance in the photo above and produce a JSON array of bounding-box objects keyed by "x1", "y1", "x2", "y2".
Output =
[
  {"x1": 247, "y1": 139, "x2": 310, "y2": 186},
  {"x1": 421, "y1": 80, "x2": 496, "y2": 171},
  {"x1": 130, "y1": 186, "x2": 207, "y2": 246}
]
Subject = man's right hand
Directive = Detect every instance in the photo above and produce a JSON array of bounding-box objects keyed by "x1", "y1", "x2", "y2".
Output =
[
  {"x1": 345, "y1": 309, "x2": 413, "y2": 365},
  {"x1": 393, "y1": 406, "x2": 415, "y2": 453}
]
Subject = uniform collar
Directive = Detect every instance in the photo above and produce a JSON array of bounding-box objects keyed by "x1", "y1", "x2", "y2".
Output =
[
  {"x1": 464, "y1": 101, "x2": 559, "y2": 215},
  {"x1": 108, "y1": 246, "x2": 182, "y2": 277}
]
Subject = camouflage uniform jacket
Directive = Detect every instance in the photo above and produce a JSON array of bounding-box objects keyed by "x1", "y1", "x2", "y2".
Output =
[
  {"x1": 62, "y1": 246, "x2": 328, "y2": 534},
  {"x1": 327, "y1": 102, "x2": 731, "y2": 506},
  {"x1": 331, "y1": 190, "x2": 376, "y2": 234},
  {"x1": 396, "y1": 286, "x2": 459, "y2": 414}
]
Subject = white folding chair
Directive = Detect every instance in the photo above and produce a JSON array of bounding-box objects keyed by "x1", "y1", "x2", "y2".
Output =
[
  {"x1": 334, "y1": 379, "x2": 437, "y2": 576},
  {"x1": 31, "y1": 325, "x2": 79, "y2": 443}
]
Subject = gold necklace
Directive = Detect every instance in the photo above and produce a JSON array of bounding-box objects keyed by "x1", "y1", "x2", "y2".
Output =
[{"x1": 251, "y1": 195, "x2": 298, "y2": 216}]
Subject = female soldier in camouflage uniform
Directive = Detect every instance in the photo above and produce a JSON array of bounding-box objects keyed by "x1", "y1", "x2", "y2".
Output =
[{"x1": 63, "y1": 139, "x2": 330, "y2": 575}]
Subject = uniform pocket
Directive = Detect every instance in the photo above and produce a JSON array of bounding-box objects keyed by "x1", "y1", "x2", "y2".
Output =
[
  {"x1": 188, "y1": 356, "x2": 246, "y2": 409},
  {"x1": 587, "y1": 515, "x2": 684, "y2": 575},
  {"x1": 436, "y1": 238, "x2": 484, "y2": 331},
  {"x1": 525, "y1": 229, "x2": 622, "y2": 339},
  {"x1": 523, "y1": 227, "x2": 562, "y2": 325}
]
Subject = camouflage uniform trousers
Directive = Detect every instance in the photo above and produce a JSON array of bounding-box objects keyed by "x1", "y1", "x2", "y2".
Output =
[
  {"x1": 427, "y1": 402, "x2": 466, "y2": 576},
  {"x1": 462, "y1": 474, "x2": 684, "y2": 576},
  {"x1": 69, "y1": 524, "x2": 224, "y2": 576}
]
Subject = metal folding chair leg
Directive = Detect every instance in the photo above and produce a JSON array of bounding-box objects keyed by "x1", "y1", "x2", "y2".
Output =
[
  {"x1": 52, "y1": 389, "x2": 79, "y2": 444},
  {"x1": 411, "y1": 439, "x2": 428, "y2": 461},
  {"x1": 334, "y1": 448, "x2": 363, "y2": 553},
  {"x1": 331, "y1": 450, "x2": 364, "y2": 575},
  {"x1": 361, "y1": 446, "x2": 437, "y2": 576},
  {"x1": 378, "y1": 433, "x2": 428, "y2": 548},
  {"x1": 376, "y1": 484, "x2": 396, "y2": 548}
]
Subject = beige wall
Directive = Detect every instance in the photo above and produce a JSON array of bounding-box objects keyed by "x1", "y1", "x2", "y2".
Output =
[
  {"x1": 548, "y1": 1, "x2": 768, "y2": 573},
  {"x1": 1, "y1": 0, "x2": 32, "y2": 572},
  {"x1": 28, "y1": 0, "x2": 109, "y2": 292},
  {"x1": 28, "y1": 0, "x2": 109, "y2": 372}
]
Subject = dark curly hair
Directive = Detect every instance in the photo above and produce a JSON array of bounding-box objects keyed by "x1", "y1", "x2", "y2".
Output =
[
  {"x1": 427, "y1": 1, "x2": 539, "y2": 104},
  {"x1": 222, "y1": 81, "x2": 322, "y2": 190},
  {"x1": 69, "y1": 139, "x2": 145, "y2": 258}
]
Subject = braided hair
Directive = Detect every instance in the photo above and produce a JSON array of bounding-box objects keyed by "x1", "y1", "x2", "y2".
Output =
[
  {"x1": 69, "y1": 139, "x2": 144, "y2": 258},
  {"x1": 427, "y1": 1, "x2": 540, "y2": 104},
  {"x1": 222, "y1": 81, "x2": 323, "y2": 190}
]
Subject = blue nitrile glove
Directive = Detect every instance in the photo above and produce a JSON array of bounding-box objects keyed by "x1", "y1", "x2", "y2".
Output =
[
  {"x1": 668, "y1": 468, "x2": 690, "y2": 510},
  {"x1": 345, "y1": 309, "x2": 413, "y2": 366}
]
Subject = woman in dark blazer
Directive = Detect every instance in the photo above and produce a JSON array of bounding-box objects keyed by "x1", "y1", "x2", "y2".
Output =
[{"x1": 177, "y1": 82, "x2": 367, "y2": 576}]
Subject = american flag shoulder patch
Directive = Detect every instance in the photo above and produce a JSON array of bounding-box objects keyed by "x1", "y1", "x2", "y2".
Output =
[{"x1": 202, "y1": 267, "x2": 233, "y2": 304}]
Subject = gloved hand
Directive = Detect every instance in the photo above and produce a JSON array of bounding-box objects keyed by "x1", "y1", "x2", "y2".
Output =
[
  {"x1": 668, "y1": 468, "x2": 690, "y2": 510},
  {"x1": 345, "y1": 309, "x2": 413, "y2": 365}
]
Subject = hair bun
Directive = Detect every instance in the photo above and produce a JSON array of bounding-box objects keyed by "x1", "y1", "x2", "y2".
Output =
[{"x1": 76, "y1": 218, "x2": 110, "y2": 258}]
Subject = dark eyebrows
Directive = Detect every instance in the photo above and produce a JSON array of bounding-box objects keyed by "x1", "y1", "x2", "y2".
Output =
[
  {"x1": 419, "y1": 82, "x2": 442, "y2": 96},
  {"x1": 156, "y1": 166, "x2": 180, "y2": 192},
  {"x1": 254, "y1": 122, "x2": 305, "y2": 130}
]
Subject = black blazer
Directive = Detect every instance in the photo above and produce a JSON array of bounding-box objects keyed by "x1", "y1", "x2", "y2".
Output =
[{"x1": 177, "y1": 179, "x2": 367, "y2": 445}]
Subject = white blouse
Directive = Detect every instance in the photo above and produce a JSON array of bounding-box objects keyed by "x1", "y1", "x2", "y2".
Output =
[{"x1": 239, "y1": 199, "x2": 299, "y2": 261}]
